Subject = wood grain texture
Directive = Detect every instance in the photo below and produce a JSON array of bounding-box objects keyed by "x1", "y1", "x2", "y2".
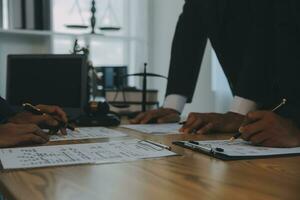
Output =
[{"x1": 0, "y1": 126, "x2": 300, "y2": 200}]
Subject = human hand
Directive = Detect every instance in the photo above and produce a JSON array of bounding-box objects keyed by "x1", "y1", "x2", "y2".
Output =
[
  {"x1": 0, "y1": 123, "x2": 49, "y2": 148},
  {"x1": 239, "y1": 111, "x2": 300, "y2": 147},
  {"x1": 130, "y1": 108, "x2": 180, "y2": 124},
  {"x1": 180, "y1": 112, "x2": 245, "y2": 134},
  {"x1": 8, "y1": 105, "x2": 68, "y2": 134}
]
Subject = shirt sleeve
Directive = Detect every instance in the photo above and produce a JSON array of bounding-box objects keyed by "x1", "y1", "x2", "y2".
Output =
[
  {"x1": 163, "y1": 94, "x2": 187, "y2": 113},
  {"x1": 229, "y1": 96, "x2": 258, "y2": 115}
]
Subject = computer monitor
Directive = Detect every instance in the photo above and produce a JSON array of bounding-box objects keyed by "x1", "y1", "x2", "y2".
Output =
[
  {"x1": 99, "y1": 66, "x2": 128, "y2": 89},
  {"x1": 6, "y1": 54, "x2": 88, "y2": 118}
]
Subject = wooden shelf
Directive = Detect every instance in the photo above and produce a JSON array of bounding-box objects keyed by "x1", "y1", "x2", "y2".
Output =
[
  {"x1": 0, "y1": 28, "x2": 71, "y2": 37},
  {"x1": 0, "y1": 29, "x2": 145, "y2": 42}
]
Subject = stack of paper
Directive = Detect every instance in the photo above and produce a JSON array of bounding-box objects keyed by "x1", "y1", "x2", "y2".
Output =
[
  {"x1": 121, "y1": 123, "x2": 181, "y2": 135},
  {"x1": 0, "y1": 139, "x2": 177, "y2": 170},
  {"x1": 49, "y1": 127, "x2": 127, "y2": 141}
]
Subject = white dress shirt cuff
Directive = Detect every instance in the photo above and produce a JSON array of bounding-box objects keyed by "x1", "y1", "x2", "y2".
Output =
[
  {"x1": 163, "y1": 95, "x2": 187, "y2": 113},
  {"x1": 230, "y1": 96, "x2": 257, "y2": 115}
]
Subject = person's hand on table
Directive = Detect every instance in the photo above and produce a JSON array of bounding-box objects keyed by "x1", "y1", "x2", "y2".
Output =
[
  {"x1": 130, "y1": 108, "x2": 181, "y2": 124},
  {"x1": 8, "y1": 105, "x2": 68, "y2": 135},
  {"x1": 0, "y1": 123, "x2": 49, "y2": 148},
  {"x1": 239, "y1": 111, "x2": 300, "y2": 147},
  {"x1": 180, "y1": 112, "x2": 245, "y2": 134}
]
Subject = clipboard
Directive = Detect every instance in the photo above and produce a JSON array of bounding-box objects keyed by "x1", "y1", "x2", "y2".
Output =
[{"x1": 173, "y1": 140, "x2": 300, "y2": 161}]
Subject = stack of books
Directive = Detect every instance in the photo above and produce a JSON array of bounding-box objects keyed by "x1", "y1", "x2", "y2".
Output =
[{"x1": 105, "y1": 89, "x2": 159, "y2": 114}]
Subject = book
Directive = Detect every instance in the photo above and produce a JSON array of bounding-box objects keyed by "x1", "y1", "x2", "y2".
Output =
[
  {"x1": 8, "y1": 0, "x2": 23, "y2": 29},
  {"x1": 105, "y1": 89, "x2": 158, "y2": 102},
  {"x1": 109, "y1": 103, "x2": 158, "y2": 114},
  {"x1": 25, "y1": 0, "x2": 35, "y2": 29},
  {"x1": 24, "y1": 0, "x2": 50, "y2": 30},
  {"x1": 105, "y1": 89, "x2": 159, "y2": 114},
  {"x1": 173, "y1": 139, "x2": 300, "y2": 160},
  {"x1": 34, "y1": 0, "x2": 51, "y2": 30},
  {"x1": 0, "y1": 0, "x2": 2, "y2": 28},
  {"x1": 121, "y1": 123, "x2": 181, "y2": 135},
  {"x1": 41, "y1": 0, "x2": 51, "y2": 30}
]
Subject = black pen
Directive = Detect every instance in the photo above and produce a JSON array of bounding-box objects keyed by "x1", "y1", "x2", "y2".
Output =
[
  {"x1": 229, "y1": 98, "x2": 287, "y2": 142},
  {"x1": 140, "y1": 140, "x2": 171, "y2": 150},
  {"x1": 188, "y1": 141, "x2": 224, "y2": 152},
  {"x1": 189, "y1": 140, "x2": 199, "y2": 145},
  {"x1": 22, "y1": 103, "x2": 77, "y2": 132}
]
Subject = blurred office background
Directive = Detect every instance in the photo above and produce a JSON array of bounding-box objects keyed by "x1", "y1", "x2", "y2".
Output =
[{"x1": 0, "y1": 0, "x2": 233, "y2": 116}]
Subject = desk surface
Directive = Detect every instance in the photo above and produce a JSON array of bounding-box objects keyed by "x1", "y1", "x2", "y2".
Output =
[{"x1": 0, "y1": 127, "x2": 300, "y2": 200}]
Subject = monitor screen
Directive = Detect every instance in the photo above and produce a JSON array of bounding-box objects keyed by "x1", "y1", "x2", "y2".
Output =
[
  {"x1": 99, "y1": 66, "x2": 128, "y2": 89},
  {"x1": 6, "y1": 54, "x2": 88, "y2": 117}
]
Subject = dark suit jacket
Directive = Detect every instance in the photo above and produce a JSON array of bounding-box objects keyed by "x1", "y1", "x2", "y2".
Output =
[
  {"x1": 0, "y1": 97, "x2": 16, "y2": 123},
  {"x1": 166, "y1": 0, "x2": 253, "y2": 102},
  {"x1": 236, "y1": 0, "x2": 300, "y2": 125}
]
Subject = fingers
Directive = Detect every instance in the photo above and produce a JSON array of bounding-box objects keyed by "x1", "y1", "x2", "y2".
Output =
[
  {"x1": 197, "y1": 123, "x2": 214, "y2": 134},
  {"x1": 240, "y1": 111, "x2": 279, "y2": 141},
  {"x1": 0, "y1": 124, "x2": 49, "y2": 147},
  {"x1": 247, "y1": 132, "x2": 270, "y2": 145},
  {"x1": 36, "y1": 114, "x2": 60, "y2": 127},
  {"x1": 180, "y1": 113, "x2": 205, "y2": 133},
  {"x1": 239, "y1": 120, "x2": 266, "y2": 140},
  {"x1": 32, "y1": 129, "x2": 49, "y2": 141},
  {"x1": 259, "y1": 139, "x2": 280, "y2": 147},
  {"x1": 140, "y1": 109, "x2": 176, "y2": 124},
  {"x1": 130, "y1": 109, "x2": 179, "y2": 124},
  {"x1": 18, "y1": 133, "x2": 48, "y2": 145},
  {"x1": 246, "y1": 111, "x2": 267, "y2": 121},
  {"x1": 37, "y1": 105, "x2": 68, "y2": 123},
  {"x1": 59, "y1": 128, "x2": 67, "y2": 135},
  {"x1": 130, "y1": 112, "x2": 146, "y2": 124},
  {"x1": 18, "y1": 124, "x2": 49, "y2": 141},
  {"x1": 157, "y1": 113, "x2": 180, "y2": 124},
  {"x1": 17, "y1": 124, "x2": 41, "y2": 133},
  {"x1": 181, "y1": 119, "x2": 213, "y2": 134},
  {"x1": 139, "y1": 111, "x2": 162, "y2": 124},
  {"x1": 180, "y1": 113, "x2": 198, "y2": 131}
]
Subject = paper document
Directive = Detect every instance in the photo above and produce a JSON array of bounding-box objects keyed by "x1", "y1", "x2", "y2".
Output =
[
  {"x1": 49, "y1": 127, "x2": 127, "y2": 141},
  {"x1": 0, "y1": 139, "x2": 177, "y2": 170},
  {"x1": 121, "y1": 123, "x2": 181, "y2": 134},
  {"x1": 187, "y1": 139, "x2": 300, "y2": 157}
]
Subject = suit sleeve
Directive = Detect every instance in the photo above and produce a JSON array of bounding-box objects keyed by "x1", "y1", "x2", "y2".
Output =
[
  {"x1": 0, "y1": 96, "x2": 16, "y2": 123},
  {"x1": 165, "y1": 0, "x2": 208, "y2": 103}
]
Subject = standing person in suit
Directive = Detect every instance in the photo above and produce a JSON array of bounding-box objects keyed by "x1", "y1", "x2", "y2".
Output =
[
  {"x1": 131, "y1": 0, "x2": 253, "y2": 129},
  {"x1": 180, "y1": 0, "x2": 300, "y2": 147},
  {"x1": 0, "y1": 96, "x2": 68, "y2": 147}
]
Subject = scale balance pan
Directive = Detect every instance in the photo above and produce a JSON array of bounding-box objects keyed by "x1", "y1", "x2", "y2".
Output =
[
  {"x1": 99, "y1": 26, "x2": 122, "y2": 31},
  {"x1": 65, "y1": 25, "x2": 89, "y2": 29}
]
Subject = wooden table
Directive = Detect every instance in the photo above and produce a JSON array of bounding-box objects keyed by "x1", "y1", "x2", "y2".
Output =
[{"x1": 0, "y1": 127, "x2": 300, "y2": 200}]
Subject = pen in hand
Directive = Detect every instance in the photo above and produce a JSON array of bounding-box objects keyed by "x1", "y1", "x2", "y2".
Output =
[
  {"x1": 229, "y1": 98, "x2": 287, "y2": 142},
  {"x1": 22, "y1": 103, "x2": 77, "y2": 132}
]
